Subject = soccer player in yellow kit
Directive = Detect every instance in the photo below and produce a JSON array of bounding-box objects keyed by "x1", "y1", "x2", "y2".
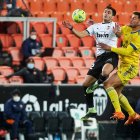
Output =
[{"x1": 99, "y1": 11, "x2": 140, "y2": 125}]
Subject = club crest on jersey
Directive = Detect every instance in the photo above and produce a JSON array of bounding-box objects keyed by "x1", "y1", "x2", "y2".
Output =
[
  {"x1": 97, "y1": 33, "x2": 109, "y2": 38},
  {"x1": 93, "y1": 87, "x2": 108, "y2": 116},
  {"x1": 107, "y1": 26, "x2": 110, "y2": 30}
]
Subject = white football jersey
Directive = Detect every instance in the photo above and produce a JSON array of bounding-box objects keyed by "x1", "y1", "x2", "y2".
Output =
[{"x1": 86, "y1": 22, "x2": 118, "y2": 56}]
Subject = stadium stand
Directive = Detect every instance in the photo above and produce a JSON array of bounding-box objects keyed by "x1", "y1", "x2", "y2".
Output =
[
  {"x1": 56, "y1": 34, "x2": 68, "y2": 47},
  {"x1": 65, "y1": 67, "x2": 79, "y2": 84},
  {"x1": 43, "y1": 57, "x2": 59, "y2": 73},
  {"x1": 52, "y1": 67, "x2": 66, "y2": 83},
  {"x1": 62, "y1": 47, "x2": 78, "y2": 57},
  {"x1": 0, "y1": 66, "x2": 14, "y2": 76},
  {"x1": 0, "y1": 0, "x2": 140, "y2": 85},
  {"x1": 52, "y1": 48, "x2": 64, "y2": 57},
  {"x1": 9, "y1": 76, "x2": 24, "y2": 84}
]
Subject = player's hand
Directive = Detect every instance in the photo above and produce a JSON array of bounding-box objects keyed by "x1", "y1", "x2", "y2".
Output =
[
  {"x1": 86, "y1": 19, "x2": 94, "y2": 26},
  {"x1": 98, "y1": 43, "x2": 111, "y2": 51},
  {"x1": 113, "y1": 23, "x2": 121, "y2": 37},
  {"x1": 62, "y1": 20, "x2": 73, "y2": 30}
]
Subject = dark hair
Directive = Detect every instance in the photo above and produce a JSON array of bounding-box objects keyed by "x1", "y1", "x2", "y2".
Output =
[
  {"x1": 11, "y1": 89, "x2": 21, "y2": 96},
  {"x1": 133, "y1": 11, "x2": 140, "y2": 19},
  {"x1": 26, "y1": 58, "x2": 35, "y2": 64},
  {"x1": 105, "y1": 4, "x2": 116, "y2": 16},
  {"x1": 30, "y1": 29, "x2": 36, "y2": 33}
]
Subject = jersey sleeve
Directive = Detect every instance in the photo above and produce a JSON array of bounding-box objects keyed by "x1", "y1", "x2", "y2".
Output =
[
  {"x1": 111, "y1": 33, "x2": 140, "y2": 55},
  {"x1": 130, "y1": 34, "x2": 140, "y2": 50},
  {"x1": 86, "y1": 24, "x2": 95, "y2": 36}
]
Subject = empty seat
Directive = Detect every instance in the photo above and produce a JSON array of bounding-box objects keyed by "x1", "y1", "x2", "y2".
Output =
[
  {"x1": 75, "y1": 76, "x2": 85, "y2": 84},
  {"x1": 6, "y1": 22, "x2": 21, "y2": 34},
  {"x1": 78, "y1": 67, "x2": 88, "y2": 76},
  {"x1": 56, "y1": 34, "x2": 68, "y2": 47},
  {"x1": 45, "y1": 22, "x2": 60, "y2": 34},
  {"x1": 39, "y1": 34, "x2": 53, "y2": 48},
  {"x1": 43, "y1": 57, "x2": 58, "y2": 72},
  {"x1": 12, "y1": 34, "x2": 23, "y2": 48},
  {"x1": 57, "y1": 0, "x2": 69, "y2": 13},
  {"x1": 92, "y1": 13, "x2": 102, "y2": 22},
  {"x1": 81, "y1": 36, "x2": 95, "y2": 47},
  {"x1": 29, "y1": 0, "x2": 43, "y2": 16},
  {"x1": 71, "y1": 57, "x2": 85, "y2": 68},
  {"x1": 83, "y1": 57, "x2": 95, "y2": 68},
  {"x1": 83, "y1": 0, "x2": 97, "y2": 14},
  {"x1": 0, "y1": 34, "x2": 13, "y2": 51},
  {"x1": 9, "y1": 76, "x2": 23, "y2": 84},
  {"x1": 65, "y1": 67, "x2": 79, "y2": 84},
  {"x1": 0, "y1": 66, "x2": 14, "y2": 76},
  {"x1": 43, "y1": 111, "x2": 59, "y2": 135},
  {"x1": 0, "y1": 10, "x2": 7, "y2": 16},
  {"x1": 0, "y1": 75, "x2": 9, "y2": 84},
  {"x1": 130, "y1": 78, "x2": 140, "y2": 85},
  {"x1": 8, "y1": 47, "x2": 23, "y2": 65},
  {"x1": 58, "y1": 57, "x2": 72, "y2": 67},
  {"x1": 43, "y1": 0, "x2": 57, "y2": 14},
  {"x1": 123, "y1": 1, "x2": 136, "y2": 13},
  {"x1": 118, "y1": 13, "x2": 131, "y2": 25},
  {"x1": 70, "y1": 0, "x2": 83, "y2": 12},
  {"x1": 79, "y1": 47, "x2": 94, "y2": 57},
  {"x1": 59, "y1": 23, "x2": 72, "y2": 35},
  {"x1": 109, "y1": 0, "x2": 123, "y2": 14},
  {"x1": 62, "y1": 47, "x2": 77, "y2": 57},
  {"x1": 73, "y1": 23, "x2": 86, "y2": 32},
  {"x1": 30, "y1": 56, "x2": 45, "y2": 71},
  {"x1": 97, "y1": 0, "x2": 108, "y2": 13},
  {"x1": 52, "y1": 48, "x2": 64, "y2": 57},
  {"x1": 66, "y1": 34, "x2": 82, "y2": 48},
  {"x1": 31, "y1": 22, "x2": 47, "y2": 34},
  {"x1": 52, "y1": 67, "x2": 66, "y2": 84},
  {"x1": 63, "y1": 12, "x2": 73, "y2": 22},
  {"x1": 51, "y1": 12, "x2": 64, "y2": 22},
  {"x1": 136, "y1": 1, "x2": 140, "y2": 11}
]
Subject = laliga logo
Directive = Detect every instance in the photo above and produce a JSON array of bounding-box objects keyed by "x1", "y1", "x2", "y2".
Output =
[
  {"x1": 22, "y1": 94, "x2": 40, "y2": 111},
  {"x1": 93, "y1": 87, "x2": 108, "y2": 116}
]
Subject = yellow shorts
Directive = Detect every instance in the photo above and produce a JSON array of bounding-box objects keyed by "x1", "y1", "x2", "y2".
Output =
[{"x1": 117, "y1": 64, "x2": 138, "y2": 85}]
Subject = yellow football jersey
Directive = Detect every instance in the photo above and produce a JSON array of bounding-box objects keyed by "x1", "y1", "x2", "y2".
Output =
[{"x1": 120, "y1": 25, "x2": 140, "y2": 67}]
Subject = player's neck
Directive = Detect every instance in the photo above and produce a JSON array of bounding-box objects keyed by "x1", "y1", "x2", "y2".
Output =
[
  {"x1": 103, "y1": 19, "x2": 112, "y2": 23},
  {"x1": 132, "y1": 26, "x2": 140, "y2": 32}
]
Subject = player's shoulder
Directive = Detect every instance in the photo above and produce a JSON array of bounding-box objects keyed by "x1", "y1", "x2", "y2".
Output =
[{"x1": 121, "y1": 25, "x2": 131, "y2": 31}]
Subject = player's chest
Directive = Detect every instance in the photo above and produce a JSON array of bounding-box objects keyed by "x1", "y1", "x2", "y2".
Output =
[
  {"x1": 94, "y1": 25, "x2": 114, "y2": 37},
  {"x1": 123, "y1": 32, "x2": 137, "y2": 46}
]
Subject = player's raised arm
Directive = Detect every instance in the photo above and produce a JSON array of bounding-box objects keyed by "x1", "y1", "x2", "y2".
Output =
[
  {"x1": 99, "y1": 43, "x2": 135, "y2": 56},
  {"x1": 113, "y1": 23, "x2": 122, "y2": 37},
  {"x1": 62, "y1": 20, "x2": 89, "y2": 38}
]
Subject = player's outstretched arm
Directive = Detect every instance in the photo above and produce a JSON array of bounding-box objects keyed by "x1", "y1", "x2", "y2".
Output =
[
  {"x1": 99, "y1": 43, "x2": 134, "y2": 56},
  {"x1": 62, "y1": 20, "x2": 89, "y2": 38}
]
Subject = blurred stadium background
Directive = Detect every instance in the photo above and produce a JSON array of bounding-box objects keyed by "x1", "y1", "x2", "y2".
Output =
[{"x1": 0, "y1": 0, "x2": 140, "y2": 140}]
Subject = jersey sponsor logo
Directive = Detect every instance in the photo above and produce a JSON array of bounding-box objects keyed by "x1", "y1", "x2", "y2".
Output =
[
  {"x1": 97, "y1": 33, "x2": 109, "y2": 38},
  {"x1": 93, "y1": 87, "x2": 108, "y2": 116}
]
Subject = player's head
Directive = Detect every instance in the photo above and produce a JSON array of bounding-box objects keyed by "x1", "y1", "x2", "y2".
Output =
[
  {"x1": 103, "y1": 4, "x2": 116, "y2": 22},
  {"x1": 130, "y1": 11, "x2": 140, "y2": 28}
]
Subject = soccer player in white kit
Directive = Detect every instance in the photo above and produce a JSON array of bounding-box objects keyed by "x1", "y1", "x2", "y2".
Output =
[{"x1": 62, "y1": 5, "x2": 120, "y2": 120}]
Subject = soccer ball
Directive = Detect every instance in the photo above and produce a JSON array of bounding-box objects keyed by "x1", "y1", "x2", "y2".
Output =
[{"x1": 72, "y1": 9, "x2": 86, "y2": 23}]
